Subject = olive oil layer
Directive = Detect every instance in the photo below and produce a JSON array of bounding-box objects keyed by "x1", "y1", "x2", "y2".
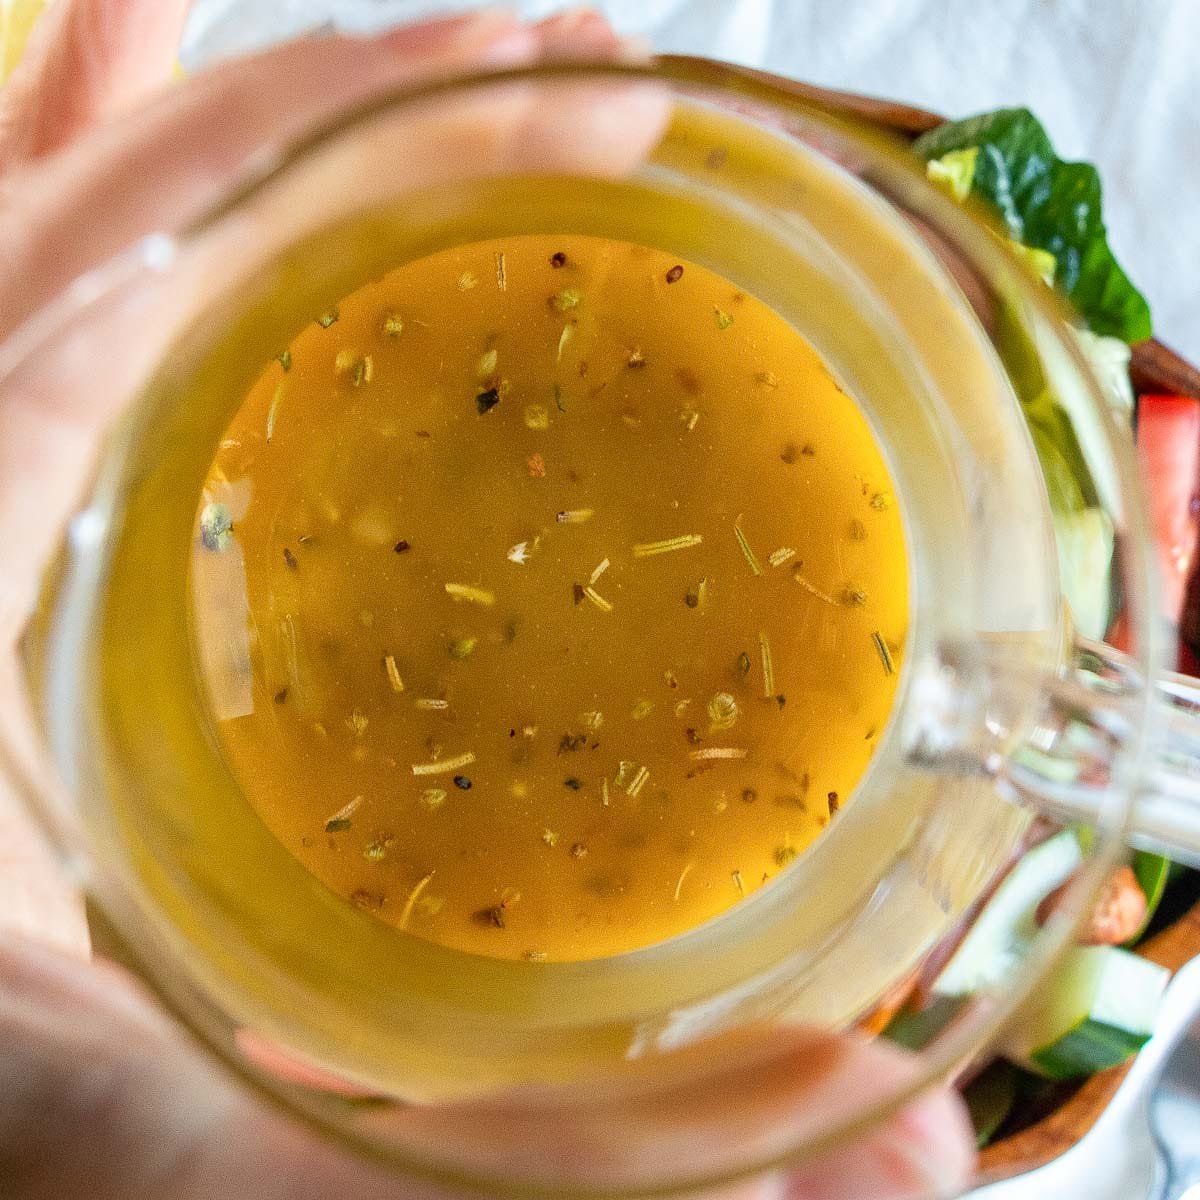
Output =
[{"x1": 192, "y1": 234, "x2": 908, "y2": 961}]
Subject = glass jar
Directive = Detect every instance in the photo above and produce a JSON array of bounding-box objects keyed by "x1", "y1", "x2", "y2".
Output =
[{"x1": 4, "y1": 57, "x2": 1198, "y2": 1196}]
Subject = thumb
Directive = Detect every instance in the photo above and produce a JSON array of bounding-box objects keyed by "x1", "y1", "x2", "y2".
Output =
[{"x1": 0, "y1": 0, "x2": 189, "y2": 166}]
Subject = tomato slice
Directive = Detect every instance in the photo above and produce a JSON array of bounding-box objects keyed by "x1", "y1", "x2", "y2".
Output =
[{"x1": 1136, "y1": 395, "x2": 1200, "y2": 625}]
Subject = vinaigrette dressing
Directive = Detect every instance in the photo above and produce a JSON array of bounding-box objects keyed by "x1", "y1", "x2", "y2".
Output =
[{"x1": 191, "y1": 233, "x2": 907, "y2": 961}]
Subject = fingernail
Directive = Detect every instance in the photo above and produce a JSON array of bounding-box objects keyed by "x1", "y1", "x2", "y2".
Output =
[
  {"x1": 379, "y1": 8, "x2": 521, "y2": 55},
  {"x1": 473, "y1": 26, "x2": 541, "y2": 68},
  {"x1": 536, "y1": 8, "x2": 603, "y2": 37},
  {"x1": 615, "y1": 33, "x2": 655, "y2": 61},
  {"x1": 902, "y1": 1137, "x2": 969, "y2": 1195},
  {"x1": 745, "y1": 1171, "x2": 790, "y2": 1200},
  {"x1": 899, "y1": 1096, "x2": 977, "y2": 1198}
]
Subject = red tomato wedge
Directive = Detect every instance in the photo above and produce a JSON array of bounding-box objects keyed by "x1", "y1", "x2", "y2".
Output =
[{"x1": 1137, "y1": 395, "x2": 1200, "y2": 624}]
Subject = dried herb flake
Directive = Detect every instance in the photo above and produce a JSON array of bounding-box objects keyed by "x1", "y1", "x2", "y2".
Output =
[
  {"x1": 633, "y1": 533, "x2": 702, "y2": 557},
  {"x1": 476, "y1": 387, "x2": 501, "y2": 415},
  {"x1": 872, "y1": 631, "x2": 896, "y2": 676},
  {"x1": 477, "y1": 348, "x2": 499, "y2": 378},
  {"x1": 733, "y1": 518, "x2": 762, "y2": 576},
  {"x1": 447, "y1": 635, "x2": 478, "y2": 660},
  {"x1": 551, "y1": 288, "x2": 582, "y2": 312},
  {"x1": 524, "y1": 404, "x2": 550, "y2": 430}
]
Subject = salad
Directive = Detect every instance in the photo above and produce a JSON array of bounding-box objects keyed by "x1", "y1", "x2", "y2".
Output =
[{"x1": 871, "y1": 108, "x2": 1199, "y2": 1148}]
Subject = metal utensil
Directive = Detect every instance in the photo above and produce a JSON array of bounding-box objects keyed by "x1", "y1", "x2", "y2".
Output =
[{"x1": 1149, "y1": 970, "x2": 1200, "y2": 1199}]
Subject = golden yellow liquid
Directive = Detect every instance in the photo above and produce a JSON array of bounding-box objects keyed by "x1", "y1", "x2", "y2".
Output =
[{"x1": 192, "y1": 233, "x2": 908, "y2": 962}]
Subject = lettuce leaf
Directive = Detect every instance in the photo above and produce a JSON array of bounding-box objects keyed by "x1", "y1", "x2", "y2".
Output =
[
  {"x1": 926, "y1": 147, "x2": 979, "y2": 202},
  {"x1": 915, "y1": 108, "x2": 1152, "y2": 344}
]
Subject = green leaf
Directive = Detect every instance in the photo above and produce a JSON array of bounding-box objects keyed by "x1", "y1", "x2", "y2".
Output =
[
  {"x1": 926, "y1": 147, "x2": 979, "y2": 201},
  {"x1": 881, "y1": 995, "x2": 965, "y2": 1051},
  {"x1": 914, "y1": 108, "x2": 1152, "y2": 343},
  {"x1": 1126, "y1": 851, "x2": 1171, "y2": 945},
  {"x1": 963, "y1": 1061, "x2": 1019, "y2": 1148}
]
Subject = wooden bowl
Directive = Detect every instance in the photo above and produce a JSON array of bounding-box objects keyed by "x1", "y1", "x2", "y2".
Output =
[{"x1": 709, "y1": 62, "x2": 1200, "y2": 1179}]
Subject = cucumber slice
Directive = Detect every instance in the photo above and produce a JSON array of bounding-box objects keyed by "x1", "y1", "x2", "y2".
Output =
[
  {"x1": 1004, "y1": 945, "x2": 1168, "y2": 1079},
  {"x1": 1054, "y1": 507, "x2": 1116, "y2": 641},
  {"x1": 935, "y1": 829, "x2": 1083, "y2": 996}
]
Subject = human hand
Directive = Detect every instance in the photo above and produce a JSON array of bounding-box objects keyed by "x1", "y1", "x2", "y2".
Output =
[{"x1": 0, "y1": 5, "x2": 974, "y2": 1197}]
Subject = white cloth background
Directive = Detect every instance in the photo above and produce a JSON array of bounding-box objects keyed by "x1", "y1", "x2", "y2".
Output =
[
  {"x1": 180, "y1": 5, "x2": 1196, "y2": 1198},
  {"x1": 182, "y1": 0, "x2": 1199, "y2": 361}
]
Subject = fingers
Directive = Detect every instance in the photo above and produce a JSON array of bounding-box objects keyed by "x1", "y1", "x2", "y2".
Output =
[
  {"x1": 0, "y1": 0, "x2": 189, "y2": 959},
  {"x1": 0, "y1": 933, "x2": 459, "y2": 1200},
  {"x1": 780, "y1": 1087, "x2": 976, "y2": 1200},
  {"x1": 0, "y1": 0, "x2": 190, "y2": 168},
  {"x1": 535, "y1": 7, "x2": 629, "y2": 57},
  {"x1": 0, "y1": 932, "x2": 974, "y2": 1200},
  {"x1": 0, "y1": 10, "x2": 541, "y2": 336},
  {"x1": 0, "y1": 10, "x2": 541, "y2": 616},
  {"x1": 0, "y1": 934, "x2": 223, "y2": 1198},
  {"x1": 380, "y1": 1027, "x2": 976, "y2": 1197}
]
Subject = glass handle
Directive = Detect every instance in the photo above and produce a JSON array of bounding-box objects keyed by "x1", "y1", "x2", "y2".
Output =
[
  {"x1": 904, "y1": 635, "x2": 1200, "y2": 867},
  {"x1": 1133, "y1": 661, "x2": 1200, "y2": 863}
]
